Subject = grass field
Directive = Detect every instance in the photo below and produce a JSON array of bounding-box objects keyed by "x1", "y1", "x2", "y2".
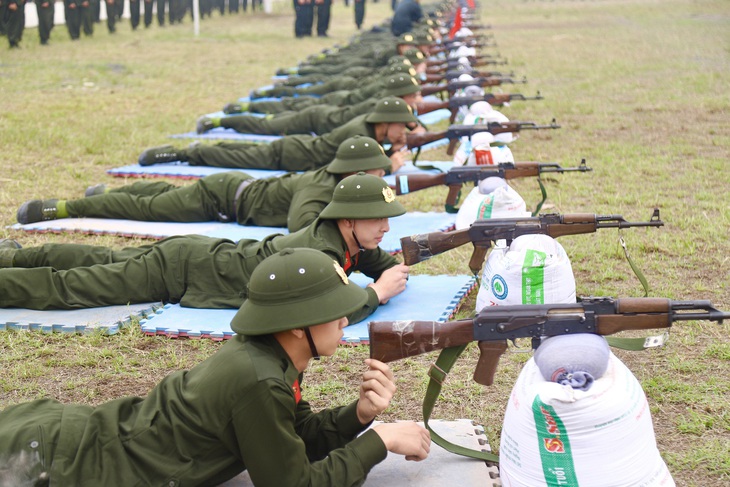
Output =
[{"x1": 1, "y1": 0, "x2": 729, "y2": 484}]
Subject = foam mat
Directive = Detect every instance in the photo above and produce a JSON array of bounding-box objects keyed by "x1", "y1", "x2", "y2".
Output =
[
  {"x1": 106, "y1": 160, "x2": 454, "y2": 180},
  {"x1": 219, "y1": 419, "x2": 501, "y2": 487},
  {"x1": 11, "y1": 211, "x2": 455, "y2": 253},
  {"x1": 139, "y1": 273, "x2": 476, "y2": 341},
  {"x1": 0, "y1": 302, "x2": 159, "y2": 335}
]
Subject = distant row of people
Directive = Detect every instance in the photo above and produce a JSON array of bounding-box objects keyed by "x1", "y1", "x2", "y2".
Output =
[{"x1": 0, "y1": 0, "x2": 264, "y2": 48}]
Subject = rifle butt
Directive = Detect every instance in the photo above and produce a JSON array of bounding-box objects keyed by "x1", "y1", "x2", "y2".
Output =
[{"x1": 369, "y1": 320, "x2": 475, "y2": 363}]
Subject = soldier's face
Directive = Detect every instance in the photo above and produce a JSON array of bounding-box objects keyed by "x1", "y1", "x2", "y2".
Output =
[
  {"x1": 384, "y1": 123, "x2": 408, "y2": 148},
  {"x1": 352, "y1": 218, "x2": 390, "y2": 249},
  {"x1": 364, "y1": 168, "x2": 387, "y2": 178},
  {"x1": 401, "y1": 92, "x2": 423, "y2": 110},
  {"x1": 308, "y1": 316, "x2": 348, "y2": 356}
]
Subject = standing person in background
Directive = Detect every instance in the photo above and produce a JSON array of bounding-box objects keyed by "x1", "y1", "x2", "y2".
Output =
[
  {"x1": 80, "y1": 0, "x2": 94, "y2": 37},
  {"x1": 129, "y1": 0, "x2": 141, "y2": 29},
  {"x1": 294, "y1": 0, "x2": 313, "y2": 38},
  {"x1": 63, "y1": 0, "x2": 82, "y2": 39},
  {"x1": 142, "y1": 0, "x2": 153, "y2": 27},
  {"x1": 34, "y1": 0, "x2": 55, "y2": 45},
  {"x1": 104, "y1": 0, "x2": 117, "y2": 33},
  {"x1": 155, "y1": 0, "x2": 165, "y2": 26},
  {"x1": 354, "y1": 0, "x2": 365, "y2": 30},
  {"x1": 391, "y1": 0, "x2": 422, "y2": 36},
  {"x1": 314, "y1": 0, "x2": 330, "y2": 37},
  {"x1": 229, "y1": 0, "x2": 239, "y2": 14},
  {"x1": 3, "y1": 0, "x2": 24, "y2": 48}
]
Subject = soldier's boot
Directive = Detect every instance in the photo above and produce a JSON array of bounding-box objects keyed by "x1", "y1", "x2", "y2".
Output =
[
  {"x1": 17, "y1": 199, "x2": 67, "y2": 225},
  {"x1": 138, "y1": 145, "x2": 188, "y2": 166},
  {"x1": 0, "y1": 238, "x2": 22, "y2": 268},
  {"x1": 196, "y1": 116, "x2": 220, "y2": 134},
  {"x1": 222, "y1": 102, "x2": 249, "y2": 114},
  {"x1": 85, "y1": 183, "x2": 108, "y2": 197}
]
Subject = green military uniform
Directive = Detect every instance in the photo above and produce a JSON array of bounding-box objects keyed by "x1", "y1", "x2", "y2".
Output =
[
  {"x1": 65, "y1": 167, "x2": 339, "y2": 232},
  {"x1": 247, "y1": 81, "x2": 384, "y2": 115},
  {"x1": 34, "y1": 0, "x2": 55, "y2": 44},
  {"x1": 220, "y1": 73, "x2": 422, "y2": 136},
  {"x1": 222, "y1": 98, "x2": 378, "y2": 136},
  {"x1": 188, "y1": 114, "x2": 377, "y2": 170},
  {"x1": 0, "y1": 247, "x2": 391, "y2": 485},
  {"x1": 0, "y1": 334, "x2": 386, "y2": 486},
  {"x1": 3, "y1": 0, "x2": 25, "y2": 48},
  {"x1": 0, "y1": 218, "x2": 394, "y2": 321}
]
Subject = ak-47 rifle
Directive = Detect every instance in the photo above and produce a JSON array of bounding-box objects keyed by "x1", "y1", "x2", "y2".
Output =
[
  {"x1": 392, "y1": 159, "x2": 591, "y2": 212},
  {"x1": 416, "y1": 92, "x2": 544, "y2": 122},
  {"x1": 420, "y1": 76, "x2": 528, "y2": 98},
  {"x1": 426, "y1": 55, "x2": 508, "y2": 72},
  {"x1": 369, "y1": 297, "x2": 730, "y2": 386},
  {"x1": 406, "y1": 119, "x2": 561, "y2": 156},
  {"x1": 401, "y1": 209, "x2": 663, "y2": 274}
]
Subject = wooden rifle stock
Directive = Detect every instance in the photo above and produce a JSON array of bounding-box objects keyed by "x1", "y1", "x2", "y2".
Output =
[
  {"x1": 368, "y1": 320, "x2": 508, "y2": 386},
  {"x1": 406, "y1": 130, "x2": 449, "y2": 150},
  {"x1": 390, "y1": 173, "x2": 448, "y2": 195},
  {"x1": 400, "y1": 227, "x2": 474, "y2": 266},
  {"x1": 415, "y1": 100, "x2": 449, "y2": 116}
]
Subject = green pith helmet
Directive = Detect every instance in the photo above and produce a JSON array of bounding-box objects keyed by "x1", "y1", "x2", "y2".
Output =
[
  {"x1": 415, "y1": 32, "x2": 434, "y2": 45},
  {"x1": 382, "y1": 74, "x2": 422, "y2": 97},
  {"x1": 319, "y1": 172, "x2": 406, "y2": 220},
  {"x1": 384, "y1": 63, "x2": 418, "y2": 77},
  {"x1": 387, "y1": 55, "x2": 412, "y2": 67},
  {"x1": 402, "y1": 48, "x2": 426, "y2": 65},
  {"x1": 326, "y1": 136, "x2": 392, "y2": 174},
  {"x1": 365, "y1": 96, "x2": 419, "y2": 124},
  {"x1": 397, "y1": 33, "x2": 419, "y2": 46},
  {"x1": 230, "y1": 248, "x2": 367, "y2": 335}
]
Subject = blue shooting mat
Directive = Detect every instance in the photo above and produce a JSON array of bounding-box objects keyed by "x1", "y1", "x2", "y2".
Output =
[
  {"x1": 106, "y1": 156, "x2": 454, "y2": 180},
  {"x1": 10, "y1": 211, "x2": 456, "y2": 254},
  {"x1": 139, "y1": 273, "x2": 476, "y2": 342},
  {"x1": 0, "y1": 302, "x2": 160, "y2": 335},
  {"x1": 107, "y1": 165, "x2": 287, "y2": 180}
]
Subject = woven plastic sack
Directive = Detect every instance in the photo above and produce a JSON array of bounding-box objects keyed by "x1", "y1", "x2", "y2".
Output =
[
  {"x1": 499, "y1": 354, "x2": 675, "y2": 486},
  {"x1": 476, "y1": 234, "x2": 575, "y2": 309}
]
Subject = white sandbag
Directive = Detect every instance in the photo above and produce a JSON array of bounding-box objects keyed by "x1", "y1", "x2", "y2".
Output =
[
  {"x1": 476, "y1": 234, "x2": 575, "y2": 309},
  {"x1": 455, "y1": 185, "x2": 529, "y2": 230},
  {"x1": 499, "y1": 354, "x2": 675, "y2": 487}
]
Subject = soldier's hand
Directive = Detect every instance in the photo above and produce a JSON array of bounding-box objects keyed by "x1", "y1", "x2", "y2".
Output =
[
  {"x1": 389, "y1": 150, "x2": 409, "y2": 174},
  {"x1": 372, "y1": 422, "x2": 431, "y2": 461},
  {"x1": 368, "y1": 263, "x2": 409, "y2": 305},
  {"x1": 356, "y1": 359, "x2": 396, "y2": 424}
]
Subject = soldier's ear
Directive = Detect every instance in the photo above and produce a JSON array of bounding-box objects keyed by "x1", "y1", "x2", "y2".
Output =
[{"x1": 290, "y1": 328, "x2": 306, "y2": 339}]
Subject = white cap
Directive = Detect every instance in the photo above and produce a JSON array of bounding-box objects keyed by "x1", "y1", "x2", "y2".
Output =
[
  {"x1": 471, "y1": 131, "x2": 495, "y2": 146},
  {"x1": 468, "y1": 101, "x2": 493, "y2": 117},
  {"x1": 457, "y1": 73, "x2": 475, "y2": 82},
  {"x1": 478, "y1": 176, "x2": 508, "y2": 194}
]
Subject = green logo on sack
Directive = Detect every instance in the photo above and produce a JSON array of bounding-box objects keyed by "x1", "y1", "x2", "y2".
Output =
[
  {"x1": 522, "y1": 249, "x2": 546, "y2": 304},
  {"x1": 532, "y1": 397, "x2": 579, "y2": 486}
]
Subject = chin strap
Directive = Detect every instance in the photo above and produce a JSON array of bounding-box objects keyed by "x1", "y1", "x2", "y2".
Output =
[
  {"x1": 351, "y1": 222, "x2": 366, "y2": 253},
  {"x1": 304, "y1": 328, "x2": 320, "y2": 360}
]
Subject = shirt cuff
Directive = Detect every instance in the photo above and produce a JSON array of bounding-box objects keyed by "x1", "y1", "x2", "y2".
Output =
[{"x1": 348, "y1": 429, "x2": 388, "y2": 472}]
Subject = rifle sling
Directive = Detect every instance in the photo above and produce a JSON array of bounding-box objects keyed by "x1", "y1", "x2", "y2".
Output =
[
  {"x1": 423, "y1": 345, "x2": 500, "y2": 463},
  {"x1": 531, "y1": 177, "x2": 548, "y2": 216},
  {"x1": 619, "y1": 234, "x2": 650, "y2": 297}
]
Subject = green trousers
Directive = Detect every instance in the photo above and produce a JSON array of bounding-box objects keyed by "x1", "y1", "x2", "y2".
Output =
[
  {"x1": 221, "y1": 103, "x2": 368, "y2": 136},
  {"x1": 186, "y1": 137, "x2": 331, "y2": 171},
  {"x1": 248, "y1": 96, "x2": 321, "y2": 114},
  {"x1": 1, "y1": 235, "x2": 253, "y2": 309},
  {"x1": 66, "y1": 174, "x2": 251, "y2": 222},
  {"x1": 263, "y1": 76, "x2": 358, "y2": 98},
  {"x1": 34, "y1": 0, "x2": 55, "y2": 44}
]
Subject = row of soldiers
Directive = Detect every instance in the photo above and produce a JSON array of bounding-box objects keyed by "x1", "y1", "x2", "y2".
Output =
[
  {"x1": 0, "y1": 1, "x2": 530, "y2": 484},
  {"x1": 0, "y1": 0, "x2": 264, "y2": 48}
]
